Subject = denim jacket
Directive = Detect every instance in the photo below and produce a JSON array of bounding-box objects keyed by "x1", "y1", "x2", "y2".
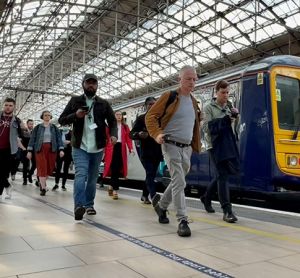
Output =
[
  {"x1": 27, "y1": 123, "x2": 64, "y2": 153},
  {"x1": 7, "y1": 115, "x2": 22, "y2": 155}
]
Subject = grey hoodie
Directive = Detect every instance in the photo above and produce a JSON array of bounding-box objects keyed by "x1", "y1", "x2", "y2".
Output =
[{"x1": 202, "y1": 99, "x2": 234, "y2": 149}]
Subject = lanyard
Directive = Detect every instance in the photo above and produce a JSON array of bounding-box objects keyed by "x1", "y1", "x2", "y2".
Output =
[{"x1": 87, "y1": 101, "x2": 94, "y2": 122}]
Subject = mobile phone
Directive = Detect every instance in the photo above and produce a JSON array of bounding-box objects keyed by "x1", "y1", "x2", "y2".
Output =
[{"x1": 81, "y1": 106, "x2": 89, "y2": 112}]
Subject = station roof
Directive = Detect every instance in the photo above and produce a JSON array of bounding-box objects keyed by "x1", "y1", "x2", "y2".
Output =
[{"x1": 0, "y1": 0, "x2": 300, "y2": 121}]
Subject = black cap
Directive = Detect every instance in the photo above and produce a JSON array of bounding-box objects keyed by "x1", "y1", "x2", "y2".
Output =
[{"x1": 82, "y1": 73, "x2": 98, "y2": 83}]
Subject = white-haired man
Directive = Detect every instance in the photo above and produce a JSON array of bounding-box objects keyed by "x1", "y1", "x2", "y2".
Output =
[{"x1": 146, "y1": 66, "x2": 201, "y2": 237}]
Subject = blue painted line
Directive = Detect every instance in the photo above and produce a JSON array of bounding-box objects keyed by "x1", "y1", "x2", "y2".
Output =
[{"x1": 29, "y1": 196, "x2": 233, "y2": 278}]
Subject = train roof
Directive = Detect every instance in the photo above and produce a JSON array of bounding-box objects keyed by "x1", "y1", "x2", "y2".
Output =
[
  {"x1": 198, "y1": 55, "x2": 300, "y2": 85},
  {"x1": 244, "y1": 55, "x2": 300, "y2": 73},
  {"x1": 113, "y1": 55, "x2": 300, "y2": 110}
]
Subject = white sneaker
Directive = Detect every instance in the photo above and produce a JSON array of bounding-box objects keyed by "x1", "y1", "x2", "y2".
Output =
[{"x1": 4, "y1": 185, "x2": 12, "y2": 199}]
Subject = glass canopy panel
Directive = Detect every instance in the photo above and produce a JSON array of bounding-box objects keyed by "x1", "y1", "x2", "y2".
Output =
[
  {"x1": 0, "y1": 0, "x2": 299, "y2": 120},
  {"x1": 285, "y1": 14, "x2": 300, "y2": 28}
]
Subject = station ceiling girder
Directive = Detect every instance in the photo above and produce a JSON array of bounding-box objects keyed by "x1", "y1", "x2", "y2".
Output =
[{"x1": 0, "y1": 0, "x2": 299, "y2": 120}]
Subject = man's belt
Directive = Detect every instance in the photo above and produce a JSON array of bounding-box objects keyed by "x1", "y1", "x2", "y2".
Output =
[{"x1": 164, "y1": 139, "x2": 191, "y2": 148}]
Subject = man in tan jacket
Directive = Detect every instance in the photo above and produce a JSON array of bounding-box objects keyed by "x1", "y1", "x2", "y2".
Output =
[{"x1": 146, "y1": 65, "x2": 201, "y2": 237}]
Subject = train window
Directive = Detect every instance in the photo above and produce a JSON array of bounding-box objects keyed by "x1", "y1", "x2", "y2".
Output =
[
  {"x1": 229, "y1": 81, "x2": 241, "y2": 108},
  {"x1": 276, "y1": 76, "x2": 300, "y2": 130}
]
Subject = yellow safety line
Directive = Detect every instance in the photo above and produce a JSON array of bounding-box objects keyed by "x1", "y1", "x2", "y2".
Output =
[
  {"x1": 137, "y1": 199, "x2": 300, "y2": 245},
  {"x1": 189, "y1": 213, "x2": 300, "y2": 245}
]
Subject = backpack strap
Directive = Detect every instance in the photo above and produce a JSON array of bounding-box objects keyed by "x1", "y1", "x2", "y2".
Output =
[
  {"x1": 159, "y1": 90, "x2": 178, "y2": 127},
  {"x1": 16, "y1": 117, "x2": 23, "y2": 138}
]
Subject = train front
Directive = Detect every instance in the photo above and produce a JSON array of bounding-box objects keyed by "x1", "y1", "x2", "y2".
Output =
[{"x1": 270, "y1": 59, "x2": 300, "y2": 193}]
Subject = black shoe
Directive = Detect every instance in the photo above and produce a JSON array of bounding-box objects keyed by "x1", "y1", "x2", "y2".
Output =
[
  {"x1": 40, "y1": 189, "x2": 46, "y2": 196},
  {"x1": 23, "y1": 180, "x2": 27, "y2": 186},
  {"x1": 28, "y1": 176, "x2": 33, "y2": 183},
  {"x1": 86, "y1": 207, "x2": 96, "y2": 215},
  {"x1": 152, "y1": 193, "x2": 169, "y2": 223},
  {"x1": 152, "y1": 193, "x2": 161, "y2": 207},
  {"x1": 223, "y1": 212, "x2": 238, "y2": 223},
  {"x1": 200, "y1": 196, "x2": 215, "y2": 213},
  {"x1": 141, "y1": 196, "x2": 151, "y2": 205},
  {"x1": 61, "y1": 185, "x2": 66, "y2": 191},
  {"x1": 177, "y1": 219, "x2": 191, "y2": 237},
  {"x1": 154, "y1": 205, "x2": 169, "y2": 224},
  {"x1": 74, "y1": 206, "x2": 86, "y2": 220},
  {"x1": 35, "y1": 180, "x2": 40, "y2": 187},
  {"x1": 52, "y1": 184, "x2": 59, "y2": 191}
]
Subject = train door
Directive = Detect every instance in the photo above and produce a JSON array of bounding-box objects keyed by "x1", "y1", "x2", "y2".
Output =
[
  {"x1": 239, "y1": 72, "x2": 272, "y2": 192},
  {"x1": 227, "y1": 80, "x2": 242, "y2": 191}
]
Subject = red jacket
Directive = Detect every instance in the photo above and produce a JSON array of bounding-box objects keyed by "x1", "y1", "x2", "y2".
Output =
[{"x1": 103, "y1": 124, "x2": 133, "y2": 178}]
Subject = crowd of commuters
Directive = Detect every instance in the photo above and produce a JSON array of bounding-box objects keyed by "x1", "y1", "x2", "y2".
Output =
[{"x1": 0, "y1": 67, "x2": 240, "y2": 237}]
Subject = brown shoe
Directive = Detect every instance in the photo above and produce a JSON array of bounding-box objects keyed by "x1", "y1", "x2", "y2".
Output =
[
  {"x1": 108, "y1": 185, "x2": 113, "y2": 196},
  {"x1": 112, "y1": 191, "x2": 118, "y2": 200}
]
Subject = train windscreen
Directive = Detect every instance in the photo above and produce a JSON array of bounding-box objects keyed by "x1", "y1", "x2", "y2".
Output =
[{"x1": 276, "y1": 75, "x2": 300, "y2": 130}]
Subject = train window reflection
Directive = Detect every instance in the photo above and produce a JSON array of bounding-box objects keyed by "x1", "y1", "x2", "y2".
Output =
[{"x1": 276, "y1": 75, "x2": 300, "y2": 130}]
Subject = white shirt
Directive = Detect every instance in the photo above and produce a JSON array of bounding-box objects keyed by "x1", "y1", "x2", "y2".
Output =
[{"x1": 117, "y1": 123, "x2": 122, "y2": 143}]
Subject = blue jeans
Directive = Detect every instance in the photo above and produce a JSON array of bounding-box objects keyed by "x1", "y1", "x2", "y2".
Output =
[
  {"x1": 142, "y1": 159, "x2": 161, "y2": 199},
  {"x1": 72, "y1": 147, "x2": 103, "y2": 208}
]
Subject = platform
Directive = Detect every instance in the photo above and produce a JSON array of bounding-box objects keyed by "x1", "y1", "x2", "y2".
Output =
[{"x1": 1, "y1": 174, "x2": 300, "y2": 278}]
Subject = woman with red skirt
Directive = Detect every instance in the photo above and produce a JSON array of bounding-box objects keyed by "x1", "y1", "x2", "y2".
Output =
[{"x1": 27, "y1": 111, "x2": 64, "y2": 196}]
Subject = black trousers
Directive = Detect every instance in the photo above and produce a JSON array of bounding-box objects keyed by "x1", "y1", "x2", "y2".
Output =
[
  {"x1": 141, "y1": 159, "x2": 161, "y2": 199},
  {"x1": 205, "y1": 149, "x2": 231, "y2": 212},
  {"x1": 0, "y1": 148, "x2": 13, "y2": 195},
  {"x1": 110, "y1": 142, "x2": 123, "y2": 191},
  {"x1": 22, "y1": 150, "x2": 36, "y2": 181},
  {"x1": 10, "y1": 150, "x2": 21, "y2": 176},
  {"x1": 55, "y1": 153, "x2": 72, "y2": 186}
]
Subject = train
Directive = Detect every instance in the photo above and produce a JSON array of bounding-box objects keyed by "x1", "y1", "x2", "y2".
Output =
[{"x1": 118, "y1": 55, "x2": 300, "y2": 201}]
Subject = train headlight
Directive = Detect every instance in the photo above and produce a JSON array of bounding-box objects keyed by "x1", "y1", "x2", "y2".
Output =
[
  {"x1": 286, "y1": 154, "x2": 300, "y2": 168},
  {"x1": 290, "y1": 156, "x2": 298, "y2": 166}
]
